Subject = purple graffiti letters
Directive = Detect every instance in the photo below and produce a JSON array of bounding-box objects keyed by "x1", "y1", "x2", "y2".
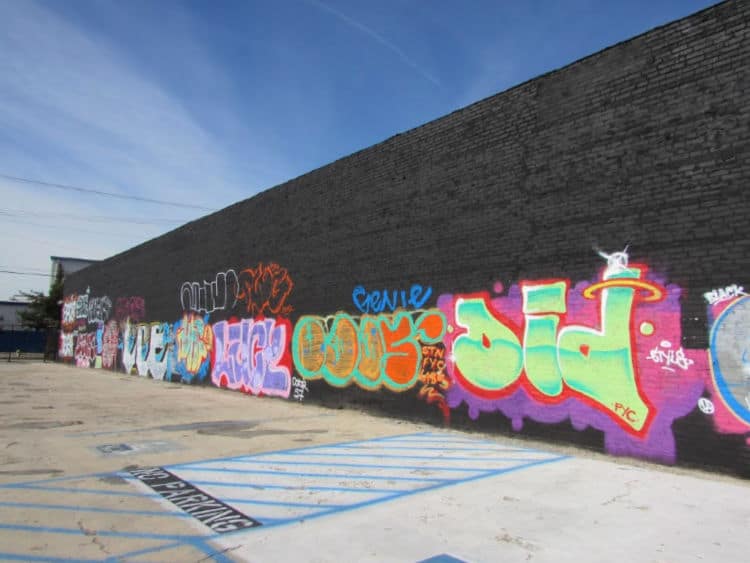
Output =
[{"x1": 211, "y1": 318, "x2": 292, "y2": 398}]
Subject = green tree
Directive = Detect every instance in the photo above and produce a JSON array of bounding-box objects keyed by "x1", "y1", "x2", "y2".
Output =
[{"x1": 16, "y1": 268, "x2": 64, "y2": 330}]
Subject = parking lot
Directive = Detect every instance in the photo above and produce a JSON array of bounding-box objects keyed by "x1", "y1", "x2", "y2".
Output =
[{"x1": 0, "y1": 361, "x2": 747, "y2": 562}]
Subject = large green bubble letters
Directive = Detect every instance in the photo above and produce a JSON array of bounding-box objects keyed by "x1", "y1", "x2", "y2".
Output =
[
  {"x1": 453, "y1": 270, "x2": 652, "y2": 433},
  {"x1": 523, "y1": 282, "x2": 567, "y2": 397},
  {"x1": 454, "y1": 299, "x2": 523, "y2": 391},
  {"x1": 557, "y1": 268, "x2": 649, "y2": 431}
]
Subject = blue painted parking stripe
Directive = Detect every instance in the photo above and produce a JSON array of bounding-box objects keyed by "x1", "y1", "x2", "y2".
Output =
[
  {"x1": 159, "y1": 431, "x2": 434, "y2": 469},
  {"x1": 0, "y1": 501, "x2": 190, "y2": 518},
  {"x1": 188, "y1": 538, "x2": 236, "y2": 563},
  {"x1": 0, "y1": 471, "x2": 122, "y2": 488},
  {"x1": 186, "y1": 479, "x2": 410, "y2": 494},
  {"x1": 376, "y1": 437, "x2": 534, "y2": 448},
  {"x1": 174, "y1": 466, "x2": 453, "y2": 483},
  {"x1": 5, "y1": 484, "x2": 164, "y2": 498},
  {"x1": 209, "y1": 455, "x2": 570, "y2": 539},
  {"x1": 417, "y1": 432, "x2": 547, "y2": 453},
  {"x1": 189, "y1": 458, "x2": 493, "y2": 473},
  {"x1": 0, "y1": 522, "x2": 204, "y2": 541},
  {"x1": 1, "y1": 483, "x2": 347, "y2": 510},
  {"x1": 378, "y1": 435, "x2": 517, "y2": 443},
  {"x1": 0, "y1": 553, "x2": 100, "y2": 563},
  {"x1": 269, "y1": 450, "x2": 548, "y2": 463},
  {"x1": 103, "y1": 541, "x2": 185, "y2": 563},
  {"x1": 220, "y1": 497, "x2": 342, "y2": 509},
  {"x1": 328, "y1": 444, "x2": 535, "y2": 452}
]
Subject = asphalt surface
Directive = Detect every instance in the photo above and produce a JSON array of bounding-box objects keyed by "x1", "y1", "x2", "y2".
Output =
[{"x1": 0, "y1": 361, "x2": 747, "y2": 562}]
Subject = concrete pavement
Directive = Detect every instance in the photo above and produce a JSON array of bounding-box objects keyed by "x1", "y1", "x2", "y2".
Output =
[{"x1": 0, "y1": 361, "x2": 747, "y2": 562}]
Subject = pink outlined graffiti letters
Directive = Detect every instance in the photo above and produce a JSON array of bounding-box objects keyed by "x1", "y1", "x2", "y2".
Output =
[
  {"x1": 211, "y1": 318, "x2": 293, "y2": 398},
  {"x1": 438, "y1": 257, "x2": 706, "y2": 463}
]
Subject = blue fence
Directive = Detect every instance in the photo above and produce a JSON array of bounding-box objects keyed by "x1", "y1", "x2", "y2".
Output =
[{"x1": 0, "y1": 329, "x2": 47, "y2": 353}]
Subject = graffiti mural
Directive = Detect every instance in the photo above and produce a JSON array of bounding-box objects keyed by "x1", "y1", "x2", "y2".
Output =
[
  {"x1": 115, "y1": 297, "x2": 146, "y2": 323},
  {"x1": 173, "y1": 313, "x2": 214, "y2": 383},
  {"x1": 74, "y1": 290, "x2": 89, "y2": 323},
  {"x1": 646, "y1": 340, "x2": 694, "y2": 372},
  {"x1": 59, "y1": 332, "x2": 75, "y2": 359},
  {"x1": 211, "y1": 318, "x2": 292, "y2": 397},
  {"x1": 707, "y1": 295, "x2": 750, "y2": 433},
  {"x1": 352, "y1": 284, "x2": 433, "y2": 313},
  {"x1": 292, "y1": 376, "x2": 308, "y2": 401},
  {"x1": 145, "y1": 323, "x2": 172, "y2": 381},
  {"x1": 101, "y1": 320, "x2": 119, "y2": 369},
  {"x1": 237, "y1": 263, "x2": 294, "y2": 317},
  {"x1": 59, "y1": 250, "x2": 750, "y2": 473},
  {"x1": 293, "y1": 309, "x2": 446, "y2": 391},
  {"x1": 704, "y1": 284, "x2": 746, "y2": 306},
  {"x1": 121, "y1": 320, "x2": 138, "y2": 374},
  {"x1": 438, "y1": 255, "x2": 706, "y2": 463},
  {"x1": 61, "y1": 295, "x2": 78, "y2": 331},
  {"x1": 180, "y1": 269, "x2": 239, "y2": 314},
  {"x1": 418, "y1": 343, "x2": 451, "y2": 424},
  {"x1": 74, "y1": 332, "x2": 96, "y2": 368},
  {"x1": 87, "y1": 296, "x2": 112, "y2": 324}
]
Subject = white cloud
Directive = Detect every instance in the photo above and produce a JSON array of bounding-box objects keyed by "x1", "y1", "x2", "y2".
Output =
[
  {"x1": 0, "y1": 1, "x2": 292, "y2": 300},
  {"x1": 305, "y1": 0, "x2": 441, "y2": 87}
]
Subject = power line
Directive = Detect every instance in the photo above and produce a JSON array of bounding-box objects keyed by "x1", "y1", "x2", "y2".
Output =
[
  {"x1": 0, "y1": 218, "x2": 149, "y2": 239},
  {"x1": 0, "y1": 265, "x2": 50, "y2": 273},
  {"x1": 0, "y1": 208, "x2": 188, "y2": 226},
  {"x1": 0, "y1": 173, "x2": 217, "y2": 212},
  {"x1": 0, "y1": 269, "x2": 54, "y2": 277}
]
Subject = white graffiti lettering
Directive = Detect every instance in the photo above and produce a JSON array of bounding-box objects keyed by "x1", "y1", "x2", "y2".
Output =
[
  {"x1": 647, "y1": 340, "x2": 694, "y2": 372},
  {"x1": 180, "y1": 270, "x2": 239, "y2": 314},
  {"x1": 704, "y1": 284, "x2": 747, "y2": 305},
  {"x1": 292, "y1": 376, "x2": 308, "y2": 402}
]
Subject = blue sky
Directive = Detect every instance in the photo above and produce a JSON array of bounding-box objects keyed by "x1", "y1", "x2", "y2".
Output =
[{"x1": 0, "y1": 0, "x2": 720, "y2": 300}]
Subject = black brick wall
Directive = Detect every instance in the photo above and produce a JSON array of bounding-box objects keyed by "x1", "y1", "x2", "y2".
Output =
[{"x1": 65, "y1": 0, "x2": 750, "y2": 475}]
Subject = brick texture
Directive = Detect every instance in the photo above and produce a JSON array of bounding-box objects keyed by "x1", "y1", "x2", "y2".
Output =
[{"x1": 65, "y1": 1, "x2": 750, "y2": 476}]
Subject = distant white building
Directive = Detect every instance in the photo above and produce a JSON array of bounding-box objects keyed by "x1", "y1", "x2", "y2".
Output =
[{"x1": 0, "y1": 300, "x2": 30, "y2": 331}]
